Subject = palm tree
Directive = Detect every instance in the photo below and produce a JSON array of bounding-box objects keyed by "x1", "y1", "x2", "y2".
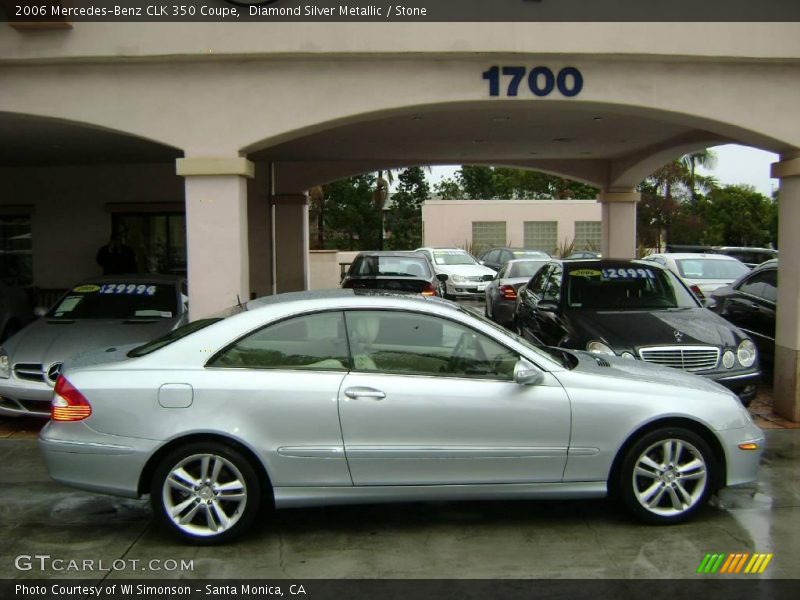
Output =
[{"x1": 681, "y1": 150, "x2": 717, "y2": 207}]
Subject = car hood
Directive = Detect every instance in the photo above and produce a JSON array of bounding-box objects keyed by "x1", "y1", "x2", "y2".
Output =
[
  {"x1": 435, "y1": 264, "x2": 496, "y2": 277},
  {"x1": 568, "y1": 308, "x2": 742, "y2": 351},
  {"x1": 569, "y1": 350, "x2": 730, "y2": 395},
  {"x1": 2, "y1": 317, "x2": 180, "y2": 366}
]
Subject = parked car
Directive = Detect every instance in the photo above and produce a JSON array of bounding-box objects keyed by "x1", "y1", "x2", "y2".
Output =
[
  {"x1": 41, "y1": 289, "x2": 763, "y2": 544},
  {"x1": 341, "y1": 251, "x2": 446, "y2": 297},
  {"x1": 0, "y1": 281, "x2": 33, "y2": 342},
  {"x1": 712, "y1": 247, "x2": 778, "y2": 269},
  {"x1": 513, "y1": 260, "x2": 760, "y2": 405},
  {"x1": 478, "y1": 247, "x2": 550, "y2": 271},
  {"x1": 564, "y1": 251, "x2": 602, "y2": 260},
  {"x1": 484, "y1": 258, "x2": 549, "y2": 326},
  {"x1": 641, "y1": 253, "x2": 749, "y2": 300},
  {"x1": 0, "y1": 274, "x2": 188, "y2": 417},
  {"x1": 415, "y1": 247, "x2": 496, "y2": 300},
  {"x1": 710, "y1": 259, "x2": 777, "y2": 365}
]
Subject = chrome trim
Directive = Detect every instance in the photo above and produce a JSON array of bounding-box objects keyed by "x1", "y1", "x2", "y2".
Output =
[
  {"x1": 13, "y1": 363, "x2": 45, "y2": 383},
  {"x1": 716, "y1": 371, "x2": 761, "y2": 382},
  {"x1": 277, "y1": 446, "x2": 345, "y2": 458},
  {"x1": 344, "y1": 446, "x2": 568, "y2": 459},
  {"x1": 38, "y1": 438, "x2": 134, "y2": 455},
  {"x1": 639, "y1": 345, "x2": 720, "y2": 372}
]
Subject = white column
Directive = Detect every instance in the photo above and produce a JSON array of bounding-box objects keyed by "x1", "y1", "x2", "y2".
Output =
[
  {"x1": 271, "y1": 193, "x2": 310, "y2": 294},
  {"x1": 177, "y1": 157, "x2": 253, "y2": 319},
  {"x1": 771, "y1": 154, "x2": 800, "y2": 422},
  {"x1": 599, "y1": 190, "x2": 639, "y2": 259}
]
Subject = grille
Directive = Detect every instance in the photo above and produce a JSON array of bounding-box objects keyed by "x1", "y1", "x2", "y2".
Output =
[
  {"x1": 466, "y1": 276, "x2": 485, "y2": 282},
  {"x1": 639, "y1": 346, "x2": 720, "y2": 372},
  {"x1": 13, "y1": 363, "x2": 45, "y2": 383}
]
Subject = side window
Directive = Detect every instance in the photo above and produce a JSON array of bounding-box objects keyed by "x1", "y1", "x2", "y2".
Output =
[
  {"x1": 209, "y1": 311, "x2": 349, "y2": 371},
  {"x1": 496, "y1": 264, "x2": 508, "y2": 279},
  {"x1": 542, "y1": 265, "x2": 563, "y2": 303},
  {"x1": 345, "y1": 311, "x2": 519, "y2": 380},
  {"x1": 738, "y1": 271, "x2": 769, "y2": 300},
  {"x1": 500, "y1": 250, "x2": 513, "y2": 264},
  {"x1": 485, "y1": 250, "x2": 500, "y2": 264},
  {"x1": 761, "y1": 270, "x2": 777, "y2": 303},
  {"x1": 528, "y1": 265, "x2": 553, "y2": 296}
]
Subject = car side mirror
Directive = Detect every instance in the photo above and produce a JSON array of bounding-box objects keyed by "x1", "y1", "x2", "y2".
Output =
[
  {"x1": 436, "y1": 273, "x2": 449, "y2": 282},
  {"x1": 33, "y1": 306, "x2": 47, "y2": 317},
  {"x1": 479, "y1": 260, "x2": 486, "y2": 266},
  {"x1": 514, "y1": 358, "x2": 543, "y2": 386},
  {"x1": 537, "y1": 301, "x2": 559, "y2": 312}
]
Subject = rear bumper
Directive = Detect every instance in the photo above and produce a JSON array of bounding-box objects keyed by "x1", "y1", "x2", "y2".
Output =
[
  {"x1": 491, "y1": 300, "x2": 516, "y2": 325},
  {"x1": 39, "y1": 421, "x2": 158, "y2": 498}
]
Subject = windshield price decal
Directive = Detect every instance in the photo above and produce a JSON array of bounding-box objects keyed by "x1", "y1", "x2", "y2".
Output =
[
  {"x1": 98, "y1": 283, "x2": 158, "y2": 296},
  {"x1": 600, "y1": 268, "x2": 656, "y2": 281},
  {"x1": 569, "y1": 269, "x2": 603, "y2": 278},
  {"x1": 483, "y1": 66, "x2": 583, "y2": 97}
]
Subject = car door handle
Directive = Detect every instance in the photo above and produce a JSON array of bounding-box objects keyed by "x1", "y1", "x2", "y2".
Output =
[{"x1": 344, "y1": 387, "x2": 386, "y2": 400}]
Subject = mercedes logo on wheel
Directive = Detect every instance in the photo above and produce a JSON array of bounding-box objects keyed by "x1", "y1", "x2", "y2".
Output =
[{"x1": 46, "y1": 362, "x2": 63, "y2": 384}]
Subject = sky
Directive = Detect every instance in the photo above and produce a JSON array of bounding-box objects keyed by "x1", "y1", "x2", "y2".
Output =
[{"x1": 424, "y1": 144, "x2": 780, "y2": 197}]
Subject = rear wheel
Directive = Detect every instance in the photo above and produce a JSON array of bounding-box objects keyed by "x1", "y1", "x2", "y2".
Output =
[
  {"x1": 616, "y1": 427, "x2": 716, "y2": 524},
  {"x1": 150, "y1": 442, "x2": 262, "y2": 544}
]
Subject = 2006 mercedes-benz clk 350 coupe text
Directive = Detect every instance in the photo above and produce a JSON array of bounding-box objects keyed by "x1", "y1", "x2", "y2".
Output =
[{"x1": 40, "y1": 290, "x2": 764, "y2": 544}]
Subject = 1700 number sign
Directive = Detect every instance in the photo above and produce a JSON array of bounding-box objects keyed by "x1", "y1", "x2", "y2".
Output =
[{"x1": 482, "y1": 66, "x2": 583, "y2": 98}]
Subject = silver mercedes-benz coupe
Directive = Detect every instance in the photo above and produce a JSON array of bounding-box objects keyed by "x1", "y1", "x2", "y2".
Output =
[{"x1": 39, "y1": 290, "x2": 764, "y2": 544}]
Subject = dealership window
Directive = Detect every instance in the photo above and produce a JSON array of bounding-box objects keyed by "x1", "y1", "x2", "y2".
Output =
[
  {"x1": 111, "y1": 213, "x2": 187, "y2": 276},
  {"x1": 574, "y1": 221, "x2": 602, "y2": 251},
  {"x1": 0, "y1": 214, "x2": 33, "y2": 286},
  {"x1": 523, "y1": 221, "x2": 557, "y2": 254},
  {"x1": 472, "y1": 221, "x2": 506, "y2": 253}
]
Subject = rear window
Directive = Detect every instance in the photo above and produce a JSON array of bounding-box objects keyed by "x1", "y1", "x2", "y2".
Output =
[
  {"x1": 48, "y1": 282, "x2": 177, "y2": 319},
  {"x1": 127, "y1": 318, "x2": 220, "y2": 358},
  {"x1": 676, "y1": 259, "x2": 749, "y2": 280},
  {"x1": 508, "y1": 261, "x2": 548, "y2": 279},
  {"x1": 351, "y1": 256, "x2": 431, "y2": 278}
]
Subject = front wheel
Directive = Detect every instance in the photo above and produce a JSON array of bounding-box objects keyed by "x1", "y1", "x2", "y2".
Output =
[
  {"x1": 150, "y1": 442, "x2": 262, "y2": 544},
  {"x1": 616, "y1": 427, "x2": 716, "y2": 524}
]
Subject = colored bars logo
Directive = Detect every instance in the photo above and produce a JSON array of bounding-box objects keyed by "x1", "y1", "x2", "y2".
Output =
[{"x1": 697, "y1": 553, "x2": 773, "y2": 574}]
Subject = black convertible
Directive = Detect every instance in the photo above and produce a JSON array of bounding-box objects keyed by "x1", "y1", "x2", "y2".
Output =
[{"x1": 512, "y1": 259, "x2": 761, "y2": 405}]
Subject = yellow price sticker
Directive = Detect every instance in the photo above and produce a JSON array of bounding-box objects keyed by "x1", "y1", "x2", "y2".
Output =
[
  {"x1": 72, "y1": 284, "x2": 101, "y2": 293},
  {"x1": 570, "y1": 269, "x2": 602, "y2": 277}
]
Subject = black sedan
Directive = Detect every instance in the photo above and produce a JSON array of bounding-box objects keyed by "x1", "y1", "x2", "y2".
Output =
[
  {"x1": 341, "y1": 251, "x2": 447, "y2": 297},
  {"x1": 710, "y1": 259, "x2": 776, "y2": 365},
  {"x1": 512, "y1": 260, "x2": 761, "y2": 405}
]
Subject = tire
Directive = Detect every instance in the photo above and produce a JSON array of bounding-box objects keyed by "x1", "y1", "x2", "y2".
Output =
[
  {"x1": 615, "y1": 427, "x2": 716, "y2": 525},
  {"x1": 150, "y1": 442, "x2": 262, "y2": 544}
]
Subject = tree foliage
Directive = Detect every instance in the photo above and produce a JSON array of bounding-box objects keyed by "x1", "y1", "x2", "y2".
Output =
[
  {"x1": 323, "y1": 174, "x2": 382, "y2": 250},
  {"x1": 434, "y1": 166, "x2": 599, "y2": 200},
  {"x1": 385, "y1": 167, "x2": 430, "y2": 250}
]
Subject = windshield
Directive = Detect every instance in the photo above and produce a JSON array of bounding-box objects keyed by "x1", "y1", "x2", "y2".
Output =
[
  {"x1": 462, "y1": 306, "x2": 577, "y2": 369},
  {"x1": 48, "y1": 282, "x2": 178, "y2": 319},
  {"x1": 508, "y1": 260, "x2": 549, "y2": 278},
  {"x1": 566, "y1": 266, "x2": 699, "y2": 310},
  {"x1": 351, "y1": 256, "x2": 432, "y2": 278},
  {"x1": 433, "y1": 250, "x2": 478, "y2": 266},
  {"x1": 676, "y1": 258, "x2": 749, "y2": 280}
]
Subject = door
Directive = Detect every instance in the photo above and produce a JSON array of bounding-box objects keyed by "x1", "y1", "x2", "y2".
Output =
[
  {"x1": 531, "y1": 264, "x2": 568, "y2": 346},
  {"x1": 338, "y1": 310, "x2": 571, "y2": 486},
  {"x1": 725, "y1": 269, "x2": 776, "y2": 359}
]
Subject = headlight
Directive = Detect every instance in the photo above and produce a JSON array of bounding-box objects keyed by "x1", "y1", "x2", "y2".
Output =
[
  {"x1": 586, "y1": 341, "x2": 615, "y2": 355},
  {"x1": 621, "y1": 352, "x2": 636, "y2": 360},
  {"x1": 722, "y1": 350, "x2": 736, "y2": 369},
  {"x1": 737, "y1": 339, "x2": 757, "y2": 368},
  {"x1": 450, "y1": 275, "x2": 467, "y2": 284},
  {"x1": 0, "y1": 348, "x2": 9, "y2": 379}
]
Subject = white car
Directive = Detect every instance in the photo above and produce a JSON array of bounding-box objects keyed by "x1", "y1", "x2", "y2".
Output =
[
  {"x1": 416, "y1": 247, "x2": 496, "y2": 300},
  {"x1": 642, "y1": 253, "x2": 750, "y2": 300}
]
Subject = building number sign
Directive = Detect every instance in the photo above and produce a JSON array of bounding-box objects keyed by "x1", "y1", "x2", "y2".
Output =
[{"x1": 482, "y1": 66, "x2": 583, "y2": 98}]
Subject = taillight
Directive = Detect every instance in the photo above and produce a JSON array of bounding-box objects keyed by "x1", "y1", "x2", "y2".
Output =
[
  {"x1": 421, "y1": 283, "x2": 437, "y2": 296},
  {"x1": 689, "y1": 284, "x2": 706, "y2": 301},
  {"x1": 51, "y1": 375, "x2": 92, "y2": 422},
  {"x1": 500, "y1": 284, "x2": 517, "y2": 301}
]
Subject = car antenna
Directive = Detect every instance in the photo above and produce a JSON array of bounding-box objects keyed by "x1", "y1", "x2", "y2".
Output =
[{"x1": 236, "y1": 294, "x2": 248, "y2": 311}]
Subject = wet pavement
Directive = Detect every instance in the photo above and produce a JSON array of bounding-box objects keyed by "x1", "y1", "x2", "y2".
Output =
[{"x1": 0, "y1": 423, "x2": 798, "y2": 580}]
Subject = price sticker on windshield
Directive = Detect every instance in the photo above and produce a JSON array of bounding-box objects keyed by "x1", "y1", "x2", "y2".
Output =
[
  {"x1": 99, "y1": 283, "x2": 158, "y2": 296},
  {"x1": 600, "y1": 268, "x2": 656, "y2": 280}
]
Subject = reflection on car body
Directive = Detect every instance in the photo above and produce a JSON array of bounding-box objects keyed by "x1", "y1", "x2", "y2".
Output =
[{"x1": 40, "y1": 290, "x2": 762, "y2": 544}]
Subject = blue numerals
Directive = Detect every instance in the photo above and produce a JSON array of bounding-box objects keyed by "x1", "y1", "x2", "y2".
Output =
[{"x1": 483, "y1": 66, "x2": 583, "y2": 98}]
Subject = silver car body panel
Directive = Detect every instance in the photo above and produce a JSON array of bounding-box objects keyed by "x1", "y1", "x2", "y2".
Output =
[{"x1": 39, "y1": 291, "x2": 763, "y2": 511}]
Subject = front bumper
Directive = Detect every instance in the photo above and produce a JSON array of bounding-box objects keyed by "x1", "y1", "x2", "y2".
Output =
[
  {"x1": 39, "y1": 421, "x2": 159, "y2": 498},
  {"x1": 708, "y1": 370, "x2": 761, "y2": 405},
  {"x1": 717, "y1": 423, "x2": 765, "y2": 487},
  {"x1": 446, "y1": 281, "x2": 488, "y2": 299},
  {"x1": 0, "y1": 377, "x2": 52, "y2": 417}
]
